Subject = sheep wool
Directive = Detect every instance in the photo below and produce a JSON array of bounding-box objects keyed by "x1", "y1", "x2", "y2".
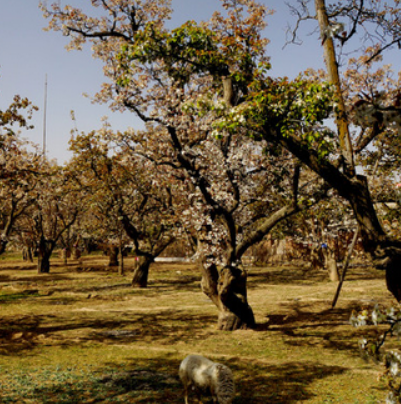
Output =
[{"x1": 179, "y1": 354, "x2": 235, "y2": 404}]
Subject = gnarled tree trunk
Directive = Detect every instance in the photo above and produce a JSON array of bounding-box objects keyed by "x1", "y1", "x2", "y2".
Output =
[
  {"x1": 37, "y1": 238, "x2": 54, "y2": 274},
  {"x1": 198, "y1": 256, "x2": 255, "y2": 331},
  {"x1": 37, "y1": 253, "x2": 51, "y2": 274},
  {"x1": 131, "y1": 255, "x2": 154, "y2": 288},
  {"x1": 0, "y1": 239, "x2": 8, "y2": 256},
  {"x1": 347, "y1": 176, "x2": 401, "y2": 300},
  {"x1": 108, "y1": 245, "x2": 119, "y2": 267}
]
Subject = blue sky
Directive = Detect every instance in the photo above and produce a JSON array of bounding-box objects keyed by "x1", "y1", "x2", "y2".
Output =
[{"x1": 0, "y1": 1, "x2": 361, "y2": 163}]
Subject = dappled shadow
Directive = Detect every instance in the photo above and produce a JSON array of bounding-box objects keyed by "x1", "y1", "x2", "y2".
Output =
[
  {"x1": 0, "y1": 264, "x2": 36, "y2": 271},
  {"x1": 97, "y1": 369, "x2": 180, "y2": 394},
  {"x1": 248, "y1": 266, "x2": 329, "y2": 286},
  {"x1": 0, "y1": 315, "x2": 45, "y2": 356},
  {"x1": 0, "y1": 354, "x2": 183, "y2": 403},
  {"x1": 0, "y1": 325, "x2": 134, "y2": 356},
  {"x1": 344, "y1": 265, "x2": 387, "y2": 281},
  {"x1": 248, "y1": 264, "x2": 384, "y2": 287},
  {"x1": 257, "y1": 299, "x2": 378, "y2": 353},
  {"x1": 0, "y1": 313, "x2": 140, "y2": 355},
  {"x1": 0, "y1": 256, "x2": 391, "y2": 404},
  {"x1": 0, "y1": 309, "x2": 217, "y2": 356},
  {"x1": 87, "y1": 310, "x2": 216, "y2": 346},
  {"x1": 0, "y1": 274, "x2": 12, "y2": 282},
  {"x1": 2, "y1": 353, "x2": 348, "y2": 404},
  {"x1": 47, "y1": 282, "x2": 132, "y2": 295},
  {"x1": 0, "y1": 262, "x2": 201, "y2": 296},
  {"x1": 98, "y1": 357, "x2": 348, "y2": 403},
  {"x1": 148, "y1": 275, "x2": 201, "y2": 293},
  {"x1": 0, "y1": 273, "x2": 74, "y2": 284},
  {"x1": 230, "y1": 359, "x2": 347, "y2": 403}
]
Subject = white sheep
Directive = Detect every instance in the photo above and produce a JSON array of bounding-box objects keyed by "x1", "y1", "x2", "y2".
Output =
[{"x1": 178, "y1": 354, "x2": 235, "y2": 404}]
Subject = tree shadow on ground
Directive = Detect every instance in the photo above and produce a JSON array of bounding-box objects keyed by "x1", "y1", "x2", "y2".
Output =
[
  {"x1": 248, "y1": 264, "x2": 384, "y2": 286},
  {"x1": 0, "y1": 356, "x2": 180, "y2": 404},
  {"x1": 248, "y1": 266, "x2": 329, "y2": 286},
  {"x1": 148, "y1": 275, "x2": 202, "y2": 293},
  {"x1": 101, "y1": 358, "x2": 347, "y2": 403},
  {"x1": 257, "y1": 299, "x2": 380, "y2": 353},
  {"x1": 0, "y1": 273, "x2": 74, "y2": 284},
  {"x1": 86, "y1": 311, "x2": 216, "y2": 346},
  {"x1": 231, "y1": 359, "x2": 347, "y2": 403},
  {"x1": 1, "y1": 353, "x2": 348, "y2": 404},
  {"x1": 0, "y1": 310, "x2": 216, "y2": 356},
  {"x1": 0, "y1": 274, "x2": 12, "y2": 282},
  {"x1": 345, "y1": 265, "x2": 387, "y2": 281},
  {"x1": 46, "y1": 281, "x2": 132, "y2": 295}
]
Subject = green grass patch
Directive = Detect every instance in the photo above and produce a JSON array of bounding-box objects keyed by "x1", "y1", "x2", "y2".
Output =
[
  {"x1": 0, "y1": 252, "x2": 23, "y2": 261},
  {"x1": 0, "y1": 290, "x2": 41, "y2": 302}
]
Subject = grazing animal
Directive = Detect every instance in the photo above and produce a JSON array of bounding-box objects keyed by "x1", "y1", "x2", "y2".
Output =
[{"x1": 179, "y1": 354, "x2": 235, "y2": 404}]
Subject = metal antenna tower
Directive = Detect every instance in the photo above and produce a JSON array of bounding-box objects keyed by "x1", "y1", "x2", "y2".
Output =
[{"x1": 43, "y1": 74, "x2": 48, "y2": 157}]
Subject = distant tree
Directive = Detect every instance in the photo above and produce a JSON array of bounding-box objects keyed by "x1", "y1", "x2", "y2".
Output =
[
  {"x1": 0, "y1": 140, "x2": 44, "y2": 255},
  {"x1": 21, "y1": 164, "x2": 80, "y2": 273},
  {"x1": 0, "y1": 95, "x2": 40, "y2": 253},
  {"x1": 0, "y1": 95, "x2": 37, "y2": 137},
  {"x1": 69, "y1": 126, "x2": 183, "y2": 287}
]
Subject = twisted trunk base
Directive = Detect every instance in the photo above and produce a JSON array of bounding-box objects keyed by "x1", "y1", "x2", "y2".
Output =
[
  {"x1": 108, "y1": 246, "x2": 119, "y2": 267},
  {"x1": 199, "y1": 261, "x2": 255, "y2": 331},
  {"x1": 37, "y1": 239, "x2": 53, "y2": 274},
  {"x1": 37, "y1": 252, "x2": 51, "y2": 273},
  {"x1": 131, "y1": 256, "x2": 154, "y2": 288}
]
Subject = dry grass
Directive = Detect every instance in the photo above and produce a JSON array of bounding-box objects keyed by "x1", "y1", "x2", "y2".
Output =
[{"x1": 0, "y1": 254, "x2": 395, "y2": 403}]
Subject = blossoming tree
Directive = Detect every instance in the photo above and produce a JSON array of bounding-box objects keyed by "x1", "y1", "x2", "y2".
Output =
[
  {"x1": 40, "y1": 0, "x2": 401, "y2": 326},
  {"x1": 0, "y1": 96, "x2": 42, "y2": 254},
  {"x1": 68, "y1": 125, "x2": 189, "y2": 287}
]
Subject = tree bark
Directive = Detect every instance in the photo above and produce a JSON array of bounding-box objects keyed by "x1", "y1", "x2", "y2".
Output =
[
  {"x1": 118, "y1": 249, "x2": 124, "y2": 276},
  {"x1": 217, "y1": 265, "x2": 255, "y2": 330},
  {"x1": 385, "y1": 255, "x2": 401, "y2": 302},
  {"x1": 343, "y1": 177, "x2": 401, "y2": 301},
  {"x1": 37, "y1": 253, "x2": 51, "y2": 273},
  {"x1": 108, "y1": 245, "x2": 119, "y2": 267},
  {"x1": 198, "y1": 256, "x2": 255, "y2": 331},
  {"x1": 315, "y1": 0, "x2": 355, "y2": 175},
  {"x1": 0, "y1": 240, "x2": 8, "y2": 255},
  {"x1": 61, "y1": 248, "x2": 68, "y2": 265},
  {"x1": 131, "y1": 255, "x2": 154, "y2": 288},
  {"x1": 222, "y1": 76, "x2": 235, "y2": 107},
  {"x1": 325, "y1": 250, "x2": 339, "y2": 282},
  {"x1": 72, "y1": 246, "x2": 81, "y2": 260},
  {"x1": 193, "y1": 167, "x2": 304, "y2": 330},
  {"x1": 264, "y1": 124, "x2": 401, "y2": 300},
  {"x1": 37, "y1": 238, "x2": 53, "y2": 274},
  {"x1": 332, "y1": 227, "x2": 359, "y2": 308},
  {"x1": 23, "y1": 246, "x2": 34, "y2": 262},
  {"x1": 118, "y1": 235, "x2": 124, "y2": 276}
]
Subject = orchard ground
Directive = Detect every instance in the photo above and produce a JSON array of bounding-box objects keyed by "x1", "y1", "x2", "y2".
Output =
[{"x1": 0, "y1": 253, "x2": 396, "y2": 403}]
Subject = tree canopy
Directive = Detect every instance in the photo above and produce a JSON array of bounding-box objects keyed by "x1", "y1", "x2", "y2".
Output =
[{"x1": 36, "y1": 0, "x2": 401, "y2": 327}]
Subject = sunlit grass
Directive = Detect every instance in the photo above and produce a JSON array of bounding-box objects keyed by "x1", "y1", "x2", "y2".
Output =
[{"x1": 0, "y1": 255, "x2": 392, "y2": 403}]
